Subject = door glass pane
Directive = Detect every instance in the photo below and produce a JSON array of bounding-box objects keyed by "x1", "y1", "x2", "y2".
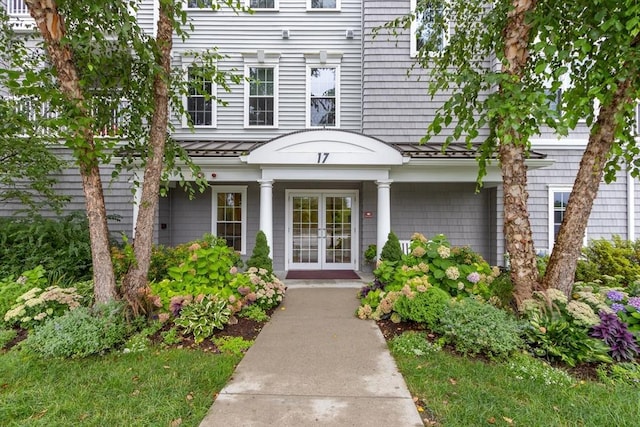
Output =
[
  {"x1": 325, "y1": 196, "x2": 352, "y2": 264},
  {"x1": 292, "y1": 196, "x2": 319, "y2": 263}
]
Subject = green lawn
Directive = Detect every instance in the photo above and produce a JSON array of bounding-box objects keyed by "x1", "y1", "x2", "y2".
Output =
[
  {"x1": 0, "y1": 349, "x2": 239, "y2": 426},
  {"x1": 394, "y1": 350, "x2": 640, "y2": 426}
]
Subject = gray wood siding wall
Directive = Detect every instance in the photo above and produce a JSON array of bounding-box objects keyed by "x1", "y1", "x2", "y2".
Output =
[
  {"x1": 527, "y1": 149, "x2": 630, "y2": 253},
  {"x1": 362, "y1": 0, "x2": 492, "y2": 146},
  {"x1": 389, "y1": 183, "x2": 494, "y2": 262},
  {"x1": 169, "y1": 0, "x2": 363, "y2": 141},
  {"x1": 161, "y1": 182, "x2": 260, "y2": 255},
  {"x1": 0, "y1": 148, "x2": 134, "y2": 240}
]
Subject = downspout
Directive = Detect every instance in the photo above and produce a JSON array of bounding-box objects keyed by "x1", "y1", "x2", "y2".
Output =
[{"x1": 628, "y1": 168, "x2": 635, "y2": 241}]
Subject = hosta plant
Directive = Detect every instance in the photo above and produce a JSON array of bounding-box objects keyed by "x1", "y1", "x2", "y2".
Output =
[
  {"x1": 174, "y1": 295, "x2": 232, "y2": 343},
  {"x1": 520, "y1": 289, "x2": 612, "y2": 367}
]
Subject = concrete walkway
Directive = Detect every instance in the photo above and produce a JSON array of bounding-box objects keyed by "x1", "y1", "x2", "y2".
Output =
[{"x1": 199, "y1": 286, "x2": 424, "y2": 427}]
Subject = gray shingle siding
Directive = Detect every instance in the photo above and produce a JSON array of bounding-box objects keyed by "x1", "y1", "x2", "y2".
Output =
[{"x1": 389, "y1": 183, "x2": 494, "y2": 262}]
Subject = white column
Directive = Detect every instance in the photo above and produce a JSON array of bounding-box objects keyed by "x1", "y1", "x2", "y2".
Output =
[
  {"x1": 376, "y1": 180, "x2": 392, "y2": 258},
  {"x1": 258, "y1": 179, "x2": 274, "y2": 255}
]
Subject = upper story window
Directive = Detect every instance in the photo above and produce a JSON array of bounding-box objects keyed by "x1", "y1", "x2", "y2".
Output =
[
  {"x1": 246, "y1": 67, "x2": 277, "y2": 127},
  {"x1": 411, "y1": 0, "x2": 448, "y2": 57},
  {"x1": 308, "y1": 0, "x2": 340, "y2": 11},
  {"x1": 243, "y1": 51, "x2": 280, "y2": 128},
  {"x1": 248, "y1": 0, "x2": 278, "y2": 9},
  {"x1": 185, "y1": 65, "x2": 215, "y2": 127},
  {"x1": 305, "y1": 52, "x2": 341, "y2": 128},
  {"x1": 309, "y1": 67, "x2": 338, "y2": 127},
  {"x1": 186, "y1": 0, "x2": 212, "y2": 9}
]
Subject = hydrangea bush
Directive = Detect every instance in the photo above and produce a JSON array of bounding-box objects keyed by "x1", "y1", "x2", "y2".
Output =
[{"x1": 357, "y1": 233, "x2": 500, "y2": 322}]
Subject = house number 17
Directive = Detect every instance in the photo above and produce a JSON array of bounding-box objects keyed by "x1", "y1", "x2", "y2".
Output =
[{"x1": 317, "y1": 152, "x2": 329, "y2": 164}]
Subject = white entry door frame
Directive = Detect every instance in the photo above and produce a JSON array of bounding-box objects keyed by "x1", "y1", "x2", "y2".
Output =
[{"x1": 285, "y1": 189, "x2": 359, "y2": 271}]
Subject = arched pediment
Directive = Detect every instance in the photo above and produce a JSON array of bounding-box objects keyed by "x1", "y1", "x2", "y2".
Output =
[{"x1": 243, "y1": 130, "x2": 405, "y2": 166}]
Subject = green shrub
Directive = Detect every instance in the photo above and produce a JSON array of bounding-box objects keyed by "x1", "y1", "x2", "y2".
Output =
[
  {"x1": 364, "y1": 244, "x2": 377, "y2": 263},
  {"x1": 576, "y1": 236, "x2": 640, "y2": 284},
  {"x1": 161, "y1": 327, "x2": 183, "y2": 346},
  {"x1": 246, "y1": 231, "x2": 273, "y2": 274},
  {"x1": 393, "y1": 286, "x2": 451, "y2": 329},
  {"x1": 388, "y1": 331, "x2": 442, "y2": 357},
  {"x1": 381, "y1": 231, "x2": 403, "y2": 262},
  {"x1": 150, "y1": 241, "x2": 240, "y2": 308},
  {"x1": 0, "y1": 328, "x2": 18, "y2": 349},
  {"x1": 238, "y1": 304, "x2": 270, "y2": 322},
  {"x1": 0, "y1": 213, "x2": 94, "y2": 282},
  {"x1": 597, "y1": 362, "x2": 640, "y2": 386},
  {"x1": 437, "y1": 298, "x2": 524, "y2": 360},
  {"x1": 174, "y1": 295, "x2": 231, "y2": 343},
  {"x1": 22, "y1": 302, "x2": 130, "y2": 358},
  {"x1": 213, "y1": 336, "x2": 253, "y2": 356}
]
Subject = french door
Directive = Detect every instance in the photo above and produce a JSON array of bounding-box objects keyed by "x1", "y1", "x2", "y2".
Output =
[{"x1": 287, "y1": 191, "x2": 358, "y2": 270}]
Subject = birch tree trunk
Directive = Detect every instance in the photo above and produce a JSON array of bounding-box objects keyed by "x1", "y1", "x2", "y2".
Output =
[
  {"x1": 543, "y1": 77, "x2": 635, "y2": 296},
  {"x1": 122, "y1": 3, "x2": 174, "y2": 312},
  {"x1": 25, "y1": 0, "x2": 117, "y2": 303},
  {"x1": 499, "y1": 0, "x2": 539, "y2": 305}
]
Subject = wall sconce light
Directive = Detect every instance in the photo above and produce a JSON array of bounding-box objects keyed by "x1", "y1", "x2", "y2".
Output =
[
  {"x1": 345, "y1": 29, "x2": 354, "y2": 39},
  {"x1": 282, "y1": 29, "x2": 290, "y2": 39}
]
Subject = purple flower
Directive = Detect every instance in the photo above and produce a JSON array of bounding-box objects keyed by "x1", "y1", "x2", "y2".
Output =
[
  {"x1": 611, "y1": 303, "x2": 626, "y2": 313},
  {"x1": 466, "y1": 272, "x2": 481, "y2": 284},
  {"x1": 606, "y1": 290, "x2": 625, "y2": 302},
  {"x1": 628, "y1": 297, "x2": 640, "y2": 311}
]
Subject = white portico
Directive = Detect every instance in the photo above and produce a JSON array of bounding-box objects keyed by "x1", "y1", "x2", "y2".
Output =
[{"x1": 243, "y1": 129, "x2": 406, "y2": 271}]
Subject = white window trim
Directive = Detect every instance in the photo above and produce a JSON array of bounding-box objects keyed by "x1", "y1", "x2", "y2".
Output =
[
  {"x1": 245, "y1": 0, "x2": 279, "y2": 11},
  {"x1": 548, "y1": 186, "x2": 587, "y2": 252},
  {"x1": 304, "y1": 52, "x2": 342, "y2": 129},
  {"x1": 410, "y1": 0, "x2": 449, "y2": 58},
  {"x1": 243, "y1": 52, "x2": 280, "y2": 128},
  {"x1": 306, "y1": 0, "x2": 341, "y2": 11},
  {"x1": 212, "y1": 186, "x2": 248, "y2": 255},
  {"x1": 181, "y1": 55, "x2": 217, "y2": 129}
]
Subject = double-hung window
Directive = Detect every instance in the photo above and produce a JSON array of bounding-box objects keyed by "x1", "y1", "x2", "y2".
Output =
[
  {"x1": 308, "y1": 0, "x2": 340, "y2": 10},
  {"x1": 184, "y1": 65, "x2": 215, "y2": 128},
  {"x1": 248, "y1": 0, "x2": 277, "y2": 9},
  {"x1": 243, "y1": 52, "x2": 280, "y2": 128},
  {"x1": 246, "y1": 67, "x2": 277, "y2": 127},
  {"x1": 410, "y1": 0, "x2": 447, "y2": 57},
  {"x1": 212, "y1": 186, "x2": 247, "y2": 254},
  {"x1": 305, "y1": 52, "x2": 342, "y2": 128}
]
